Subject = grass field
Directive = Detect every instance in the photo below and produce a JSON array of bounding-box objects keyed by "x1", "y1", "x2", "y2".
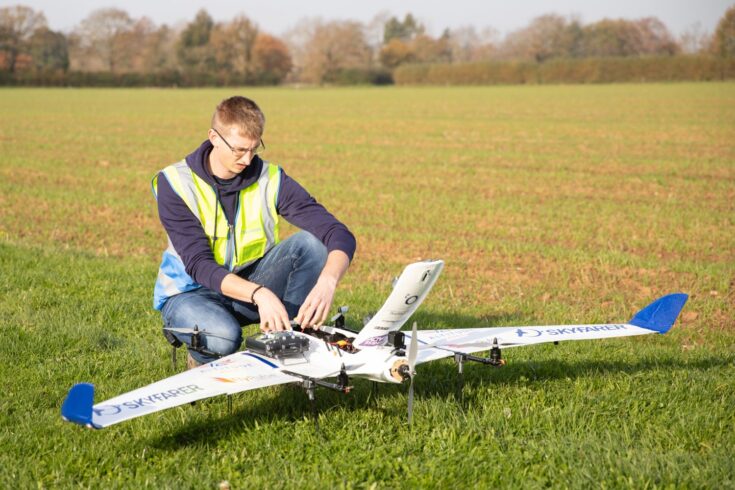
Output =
[{"x1": 1, "y1": 84, "x2": 734, "y2": 488}]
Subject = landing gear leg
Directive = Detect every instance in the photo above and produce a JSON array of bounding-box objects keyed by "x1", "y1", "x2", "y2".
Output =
[
  {"x1": 454, "y1": 353, "x2": 465, "y2": 405},
  {"x1": 369, "y1": 381, "x2": 379, "y2": 406},
  {"x1": 304, "y1": 380, "x2": 319, "y2": 432}
]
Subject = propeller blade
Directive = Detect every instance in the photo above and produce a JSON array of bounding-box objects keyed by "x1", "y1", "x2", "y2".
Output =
[
  {"x1": 163, "y1": 327, "x2": 200, "y2": 335},
  {"x1": 162, "y1": 327, "x2": 228, "y2": 341},
  {"x1": 407, "y1": 376, "x2": 415, "y2": 424},
  {"x1": 407, "y1": 321, "x2": 418, "y2": 424},
  {"x1": 408, "y1": 321, "x2": 418, "y2": 373}
]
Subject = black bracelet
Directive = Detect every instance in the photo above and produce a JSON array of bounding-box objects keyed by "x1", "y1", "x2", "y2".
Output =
[{"x1": 251, "y1": 284, "x2": 264, "y2": 305}]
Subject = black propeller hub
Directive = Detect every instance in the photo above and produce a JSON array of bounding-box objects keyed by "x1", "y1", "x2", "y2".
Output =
[{"x1": 397, "y1": 363, "x2": 411, "y2": 382}]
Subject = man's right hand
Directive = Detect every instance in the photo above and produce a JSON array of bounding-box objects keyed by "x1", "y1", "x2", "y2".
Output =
[
  {"x1": 252, "y1": 287, "x2": 291, "y2": 332},
  {"x1": 220, "y1": 273, "x2": 291, "y2": 332}
]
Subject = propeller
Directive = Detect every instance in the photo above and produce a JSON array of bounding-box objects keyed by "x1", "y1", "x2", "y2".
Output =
[
  {"x1": 329, "y1": 305, "x2": 349, "y2": 324},
  {"x1": 407, "y1": 321, "x2": 418, "y2": 424},
  {"x1": 163, "y1": 326, "x2": 230, "y2": 359},
  {"x1": 163, "y1": 326, "x2": 229, "y2": 341},
  {"x1": 163, "y1": 326, "x2": 200, "y2": 335}
]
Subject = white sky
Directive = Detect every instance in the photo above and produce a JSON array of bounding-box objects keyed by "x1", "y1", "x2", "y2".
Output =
[{"x1": 8, "y1": 0, "x2": 733, "y2": 37}]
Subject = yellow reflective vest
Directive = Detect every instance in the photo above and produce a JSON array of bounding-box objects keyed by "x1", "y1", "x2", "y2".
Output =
[{"x1": 151, "y1": 160, "x2": 280, "y2": 309}]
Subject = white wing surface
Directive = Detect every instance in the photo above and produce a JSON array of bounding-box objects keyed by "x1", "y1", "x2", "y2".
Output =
[
  {"x1": 62, "y1": 332, "x2": 342, "y2": 429},
  {"x1": 409, "y1": 294, "x2": 688, "y2": 365},
  {"x1": 353, "y1": 260, "x2": 444, "y2": 348}
]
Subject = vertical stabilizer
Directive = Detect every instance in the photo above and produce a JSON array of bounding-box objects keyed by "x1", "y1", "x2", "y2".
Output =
[
  {"x1": 354, "y1": 260, "x2": 444, "y2": 348},
  {"x1": 61, "y1": 383, "x2": 99, "y2": 429},
  {"x1": 629, "y1": 293, "x2": 689, "y2": 333}
]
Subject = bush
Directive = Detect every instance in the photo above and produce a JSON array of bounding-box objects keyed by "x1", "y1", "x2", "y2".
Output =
[
  {"x1": 394, "y1": 55, "x2": 735, "y2": 85},
  {"x1": 0, "y1": 69, "x2": 288, "y2": 87},
  {"x1": 322, "y1": 68, "x2": 393, "y2": 85},
  {"x1": 4, "y1": 56, "x2": 733, "y2": 87}
]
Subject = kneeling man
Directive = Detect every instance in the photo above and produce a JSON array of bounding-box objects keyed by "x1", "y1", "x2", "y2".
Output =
[{"x1": 152, "y1": 96, "x2": 355, "y2": 367}]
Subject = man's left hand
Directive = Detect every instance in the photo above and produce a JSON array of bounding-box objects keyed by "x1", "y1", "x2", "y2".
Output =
[{"x1": 296, "y1": 276, "x2": 337, "y2": 329}]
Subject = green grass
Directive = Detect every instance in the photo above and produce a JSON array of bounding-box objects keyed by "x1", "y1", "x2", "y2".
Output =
[{"x1": 1, "y1": 84, "x2": 734, "y2": 488}]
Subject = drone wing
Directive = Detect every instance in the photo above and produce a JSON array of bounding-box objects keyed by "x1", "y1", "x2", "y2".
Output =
[
  {"x1": 410, "y1": 293, "x2": 688, "y2": 365},
  {"x1": 62, "y1": 335, "x2": 342, "y2": 429}
]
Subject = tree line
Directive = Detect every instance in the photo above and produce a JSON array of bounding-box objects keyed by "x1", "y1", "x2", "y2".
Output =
[{"x1": 1, "y1": 4, "x2": 734, "y2": 86}]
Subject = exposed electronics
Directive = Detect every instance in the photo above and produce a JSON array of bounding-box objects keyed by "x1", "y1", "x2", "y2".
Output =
[{"x1": 245, "y1": 331, "x2": 310, "y2": 359}]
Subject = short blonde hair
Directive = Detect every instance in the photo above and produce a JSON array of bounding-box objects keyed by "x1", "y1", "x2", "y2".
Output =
[{"x1": 212, "y1": 96, "x2": 265, "y2": 139}]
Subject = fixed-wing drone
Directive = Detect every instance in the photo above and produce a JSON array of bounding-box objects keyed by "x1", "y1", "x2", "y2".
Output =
[{"x1": 62, "y1": 259, "x2": 688, "y2": 429}]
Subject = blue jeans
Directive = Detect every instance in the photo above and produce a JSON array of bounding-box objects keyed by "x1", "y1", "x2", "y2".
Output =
[{"x1": 161, "y1": 231, "x2": 327, "y2": 363}]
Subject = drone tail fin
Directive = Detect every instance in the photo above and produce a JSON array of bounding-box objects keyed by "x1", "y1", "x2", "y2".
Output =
[
  {"x1": 61, "y1": 383, "x2": 100, "y2": 429},
  {"x1": 354, "y1": 260, "x2": 444, "y2": 348},
  {"x1": 629, "y1": 293, "x2": 689, "y2": 334}
]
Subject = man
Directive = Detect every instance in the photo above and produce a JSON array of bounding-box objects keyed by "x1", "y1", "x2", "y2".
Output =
[{"x1": 152, "y1": 96, "x2": 355, "y2": 367}]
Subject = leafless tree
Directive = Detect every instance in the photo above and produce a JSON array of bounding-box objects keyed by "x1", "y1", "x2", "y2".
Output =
[
  {"x1": 412, "y1": 31, "x2": 452, "y2": 63},
  {"x1": 72, "y1": 8, "x2": 134, "y2": 72},
  {"x1": 448, "y1": 25, "x2": 499, "y2": 62},
  {"x1": 634, "y1": 17, "x2": 679, "y2": 55},
  {"x1": 365, "y1": 11, "x2": 391, "y2": 53},
  {"x1": 210, "y1": 15, "x2": 259, "y2": 74},
  {"x1": 580, "y1": 17, "x2": 679, "y2": 58},
  {"x1": 679, "y1": 22, "x2": 711, "y2": 54},
  {"x1": 0, "y1": 5, "x2": 47, "y2": 72},
  {"x1": 500, "y1": 14, "x2": 582, "y2": 62},
  {"x1": 137, "y1": 23, "x2": 178, "y2": 73},
  {"x1": 711, "y1": 5, "x2": 735, "y2": 57},
  {"x1": 301, "y1": 20, "x2": 372, "y2": 83}
]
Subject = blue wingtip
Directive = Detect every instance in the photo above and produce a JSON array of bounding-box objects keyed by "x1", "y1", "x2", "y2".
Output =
[
  {"x1": 61, "y1": 383, "x2": 98, "y2": 429},
  {"x1": 629, "y1": 293, "x2": 689, "y2": 334}
]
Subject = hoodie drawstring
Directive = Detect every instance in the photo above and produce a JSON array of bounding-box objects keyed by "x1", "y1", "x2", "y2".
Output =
[
  {"x1": 213, "y1": 187, "x2": 220, "y2": 245},
  {"x1": 214, "y1": 186, "x2": 237, "y2": 267}
]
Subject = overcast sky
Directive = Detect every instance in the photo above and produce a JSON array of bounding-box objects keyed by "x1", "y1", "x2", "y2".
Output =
[{"x1": 11, "y1": 0, "x2": 734, "y2": 37}]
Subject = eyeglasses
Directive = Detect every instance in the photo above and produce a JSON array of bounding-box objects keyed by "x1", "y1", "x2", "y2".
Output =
[{"x1": 212, "y1": 127, "x2": 265, "y2": 158}]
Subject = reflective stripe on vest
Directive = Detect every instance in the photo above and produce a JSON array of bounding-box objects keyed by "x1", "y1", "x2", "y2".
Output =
[{"x1": 151, "y1": 160, "x2": 280, "y2": 310}]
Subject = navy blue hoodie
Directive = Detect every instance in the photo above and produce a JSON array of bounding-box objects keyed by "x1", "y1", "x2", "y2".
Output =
[{"x1": 156, "y1": 140, "x2": 356, "y2": 294}]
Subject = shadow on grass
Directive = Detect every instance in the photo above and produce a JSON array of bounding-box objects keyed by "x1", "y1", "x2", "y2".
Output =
[
  {"x1": 147, "y1": 307, "x2": 732, "y2": 447},
  {"x1": 149, "y1": 351, "x2": 732, "y2": 449},
  {"x1": 417, "y1": 354, "x2": 734, "y2": 402},
  {"x1": 148, "y1": 383, "x2": 352, "y2": 449},
  {"x1": 339, "y1": 309, "x2": 527, "y2": 332},
  {"x1": 407, "y1": 310, "x2": 527, "y2": 329}
]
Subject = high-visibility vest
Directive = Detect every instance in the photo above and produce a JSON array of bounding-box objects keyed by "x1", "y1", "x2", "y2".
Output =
[{"x1": 151, "y1": 160, "x2": 281, "y2": 310}]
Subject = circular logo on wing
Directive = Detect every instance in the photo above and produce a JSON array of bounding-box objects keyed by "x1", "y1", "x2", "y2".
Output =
[
  {"x1": 93, "y1": 405, "x2": 122, "y2": 416},
  {"x1": 515, "y1": 328, "x2": 542, "y2": 338},
  {"x1": 404, "y1": 295, "x2": 418, "y2": 305}
]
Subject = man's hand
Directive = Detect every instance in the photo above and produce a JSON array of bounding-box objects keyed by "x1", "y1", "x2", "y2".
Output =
[
  {"x1": 252, "y1": 287, "x2": 291, "y2": 332},
  {"x1": 296, "y1": 276, "x2": 337, "y2": 329},
  {"x1": 296, "y1": 250, "x2": 351, "y2": 329}
]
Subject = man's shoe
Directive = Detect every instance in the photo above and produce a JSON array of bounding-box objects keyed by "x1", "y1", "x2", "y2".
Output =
[{"x1": 187, "y1": 352, "x2": 202, "y2": 370}]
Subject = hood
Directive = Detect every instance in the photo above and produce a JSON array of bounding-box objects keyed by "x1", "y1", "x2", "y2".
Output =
[{"x1": 185, "y1": 139, "x2": 264, "y2": 195}]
